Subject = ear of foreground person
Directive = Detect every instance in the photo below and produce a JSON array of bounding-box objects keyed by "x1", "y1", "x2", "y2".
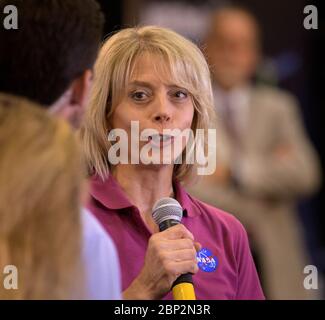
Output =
[{"x1": 0, "y1": 93, "x2": 121, "y2": 299}]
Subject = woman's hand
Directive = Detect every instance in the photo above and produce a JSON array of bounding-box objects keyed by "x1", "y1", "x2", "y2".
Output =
[{"x1": 123, "y1": 224, "x2": 201, "y2": 300}]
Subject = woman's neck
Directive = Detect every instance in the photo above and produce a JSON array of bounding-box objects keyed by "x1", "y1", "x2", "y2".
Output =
[{"x1": 112, "y1": 164, "x2": 174, "y2": 232}]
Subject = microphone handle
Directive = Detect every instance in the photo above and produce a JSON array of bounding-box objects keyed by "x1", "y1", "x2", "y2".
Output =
[
  {"x1": 158, "y1": 219, "x2": 179, "y2": 231},
  {"x1": 158, "y1": 219, "x2": 196, "y2": 300}
]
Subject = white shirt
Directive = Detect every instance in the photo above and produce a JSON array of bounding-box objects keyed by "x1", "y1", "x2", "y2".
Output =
[{"x1": 82, "y1": 208, "x2": 121, "y2": 300}]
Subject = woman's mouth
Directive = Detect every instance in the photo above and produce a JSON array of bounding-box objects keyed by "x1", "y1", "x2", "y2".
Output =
[{"x1": 147, "y1": 134, "x2": 175, "y2": 148}]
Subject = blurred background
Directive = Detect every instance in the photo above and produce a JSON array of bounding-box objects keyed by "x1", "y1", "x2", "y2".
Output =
[{"x1": 97, "y1": 0, "x2": 324, "y2": 298}]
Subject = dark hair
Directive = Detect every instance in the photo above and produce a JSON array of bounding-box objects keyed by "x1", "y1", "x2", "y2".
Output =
[{"x1": 0, "y1": 0, "x2": 104, "y2": 106}]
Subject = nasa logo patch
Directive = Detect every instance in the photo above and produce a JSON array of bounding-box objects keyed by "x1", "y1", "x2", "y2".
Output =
[{"x1": 197, "y1": 248, "x2": 218, "y2": 272}]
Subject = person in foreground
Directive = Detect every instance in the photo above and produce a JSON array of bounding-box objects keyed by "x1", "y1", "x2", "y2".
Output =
[
  {"x1": 81, "y1": 26, "x2": 265, "y2": 300},
  {"x1": 0, "y1": 0, "x2": 121, "y2": 299},
  {"x1": 0, "y1": 94, "x2": 85, "y2": 299}
]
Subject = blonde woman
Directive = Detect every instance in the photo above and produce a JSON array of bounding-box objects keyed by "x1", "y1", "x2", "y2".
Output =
[
  {"x1": 0, "y1": 94, "x2": 120, "y2": 299},
  {"x1": 81, "y1": 26, "x2": 264, "y2": 300}
]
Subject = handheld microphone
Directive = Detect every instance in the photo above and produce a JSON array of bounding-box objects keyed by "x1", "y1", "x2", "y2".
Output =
[{"x1": 152, "y1": 197, "x2": 196, "y2": 300}]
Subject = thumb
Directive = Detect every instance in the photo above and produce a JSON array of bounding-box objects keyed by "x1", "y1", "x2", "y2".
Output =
[{"x1": 194, "y1": 241, "x2": 202, "y2": 252}]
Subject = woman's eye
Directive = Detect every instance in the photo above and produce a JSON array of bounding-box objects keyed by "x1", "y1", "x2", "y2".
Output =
[
  {"x1": 131, "y1": 91, "x2": 148, "y2": 101},
  {"x1": 173, "y1": 90, "x2": 188, "y2": 99}
]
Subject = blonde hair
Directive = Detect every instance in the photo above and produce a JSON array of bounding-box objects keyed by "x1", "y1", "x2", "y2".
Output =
[
  {"x1": 81, "y1": 25, "x2": 216, "y2": 183},
  {"x1": 0, "y1": 94, "x2": 84, "y2": 299}
]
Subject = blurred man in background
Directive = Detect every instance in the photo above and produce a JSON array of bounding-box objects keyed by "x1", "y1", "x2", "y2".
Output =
[{"x1": 189, "y1": 6, "x2": 321, "y2": 299}]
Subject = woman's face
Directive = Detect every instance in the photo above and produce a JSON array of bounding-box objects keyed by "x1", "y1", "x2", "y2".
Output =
[{"x1": 110, "y1": 53, "x2": 195, "y2": 166}]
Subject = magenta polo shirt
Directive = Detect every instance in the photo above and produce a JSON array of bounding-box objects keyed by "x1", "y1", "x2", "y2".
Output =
[{"x1": 87, "y1": 174, "x2": 265, "y2": 300}]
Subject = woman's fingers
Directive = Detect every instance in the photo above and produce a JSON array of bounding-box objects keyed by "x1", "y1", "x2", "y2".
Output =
[
  {"x1": 133, "y1": 224, "x2": 201, "y2": 299},
  {"x1": 162, "y1": 248, "x2": 197, "y2": 262},
  {"x1": 162, "y1": 224, "x2": 194, "y2": 241}
]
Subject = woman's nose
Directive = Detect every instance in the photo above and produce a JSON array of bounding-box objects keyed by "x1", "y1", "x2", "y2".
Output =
[
  {"x1": 153, "y1": 113, "x2": 170, "y2": 123},
  {"x1": 152, "y1": 95, "x2": 172, "y2": 124}
]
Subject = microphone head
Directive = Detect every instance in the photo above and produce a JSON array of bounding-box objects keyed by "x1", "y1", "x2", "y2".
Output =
[{"x1": 152, "y1": 197, "x2": 183, "y2": 226}]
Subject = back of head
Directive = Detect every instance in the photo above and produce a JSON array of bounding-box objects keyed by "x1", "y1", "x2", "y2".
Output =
[
  {"x1": 0, "y1": 93, "x2": 84, "y2": 299},
  {"x1": 0, "y1": 0, "x2": 104, "y2": 106}
]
